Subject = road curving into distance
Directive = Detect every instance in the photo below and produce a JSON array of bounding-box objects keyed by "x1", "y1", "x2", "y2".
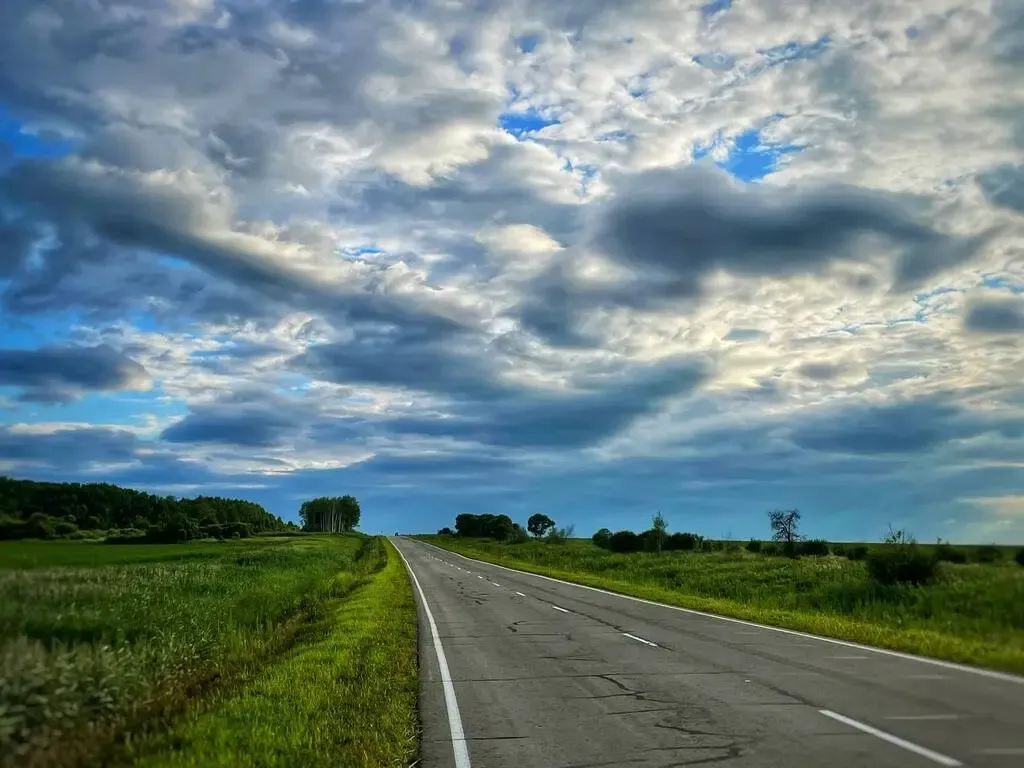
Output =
[{"x1": 391, "y1": 536, "x2": 1024, "y2": 768}]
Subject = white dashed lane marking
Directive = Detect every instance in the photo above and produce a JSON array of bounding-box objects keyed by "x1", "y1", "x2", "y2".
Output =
[{"x1": 622, "y1": 632, "x2": 659, "y2": 648}]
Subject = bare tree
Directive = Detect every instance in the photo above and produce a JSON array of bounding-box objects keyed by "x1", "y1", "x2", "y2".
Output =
[{"x1": 767, "y1": 509, "x2": 802, "y2": 558}]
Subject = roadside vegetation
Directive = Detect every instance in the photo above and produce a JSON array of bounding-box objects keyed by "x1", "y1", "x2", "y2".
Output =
[
  {"x1": 425, "y1": 511, "x2": 1024, "y2": 674},
  {"x1": 1, "y1": 522, "x2": 417, "y2": 767}
]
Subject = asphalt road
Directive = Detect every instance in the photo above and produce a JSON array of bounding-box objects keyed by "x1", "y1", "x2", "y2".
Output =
[{"x1": 391, "y1": 537, "x2": 1024, "y2": 768}]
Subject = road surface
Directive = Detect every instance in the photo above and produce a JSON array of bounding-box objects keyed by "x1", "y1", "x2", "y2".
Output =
[{"x1": 391, "y1": 537, "x2": 1024, "y2": 768}]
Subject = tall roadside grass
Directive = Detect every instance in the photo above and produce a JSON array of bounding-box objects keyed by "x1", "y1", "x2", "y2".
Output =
[
  {"x1": 134, "y1": 538, "x2": 419, "y2": 768},
  {"x1": 0, "y1": 535, "x2": 368, "y2": 767},
  {"x1": 422, "y1": 537, "x2": 1024, "y2": 674}
]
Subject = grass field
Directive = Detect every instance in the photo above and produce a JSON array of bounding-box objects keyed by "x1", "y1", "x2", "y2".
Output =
[
  {"x1": 0, "y1": 535, "x2": 418, "y2": 768},
  {"x1": 421, "y1": 536, "x2": 1024, "y2": 674}
]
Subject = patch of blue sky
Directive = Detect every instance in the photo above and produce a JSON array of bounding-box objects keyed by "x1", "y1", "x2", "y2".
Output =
[
  {"x1": 0, "y1": 389, "x2": 183, "y2": 428},
  {"x1": 515, "y1": 34, "x2": 539, "y2": 54},
  {"x1": 0, "y1": 108, "x2": 77, "y2": 165},
  {"x1": 982, "y1": 276, "x2": 1024, "y2": 294},
  {"x1": 693, "y1": 126, "x2": 803, "y2": 182},
  {"x1": 701, "y1": 0, "x2": 732, "y2": 18},
  {"x1": 759, "y1": 34, "x2": 830, "y2": 66},
  {"x1": 0, "y1": 312, "x2": 86, "y2": 349},
  {"x1": 691, "y1": 52, "x2": 735, "y2": 71},
  {"x1": 498, "y1": 108, "x2": 560, "y2": 138}
]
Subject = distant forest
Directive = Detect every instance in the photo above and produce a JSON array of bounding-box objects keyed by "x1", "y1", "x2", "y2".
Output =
[{"x1": 0, "y1": 476, "x2": 293, "y2": 541}]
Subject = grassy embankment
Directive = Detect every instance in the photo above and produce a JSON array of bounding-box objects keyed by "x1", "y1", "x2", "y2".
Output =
[
  {"x1": 421, "y1": 536, "x2": 1024, "y2": 674},
  {"x1": 0, "y1": 535, "x2": 417, "y2": 768}
]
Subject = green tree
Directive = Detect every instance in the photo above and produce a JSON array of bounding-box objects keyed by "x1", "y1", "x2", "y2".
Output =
[
  {"x1": 592, "y1": 528, "x2": 612, "y2": 549},
  {"x1": 527, "y1": 513, "x2": 556, "y2": 538},
  {"x1": 651, "y1": 512, "x2": 667, "y2": 553}
]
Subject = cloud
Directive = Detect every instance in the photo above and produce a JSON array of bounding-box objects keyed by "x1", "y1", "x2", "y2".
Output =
[
  {"x1": 789, "y1": 398, "x2": 1019, "y2": 455},
  {"x1": 0, "y1": 344, "x2": 149, "y2": 402},
  {"x1": 964, "y1": 296, "x2": 1024, "y2": 333}
]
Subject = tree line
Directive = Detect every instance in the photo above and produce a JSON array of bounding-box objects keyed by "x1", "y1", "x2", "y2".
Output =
[{"x1": 0, "y1": 476, "x2": 292, "y2": 541}]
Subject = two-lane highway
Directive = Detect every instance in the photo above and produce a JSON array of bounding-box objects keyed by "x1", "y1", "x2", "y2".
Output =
[{"x1": 392, "y1": 537, "x2": 1024, "y2": 768}]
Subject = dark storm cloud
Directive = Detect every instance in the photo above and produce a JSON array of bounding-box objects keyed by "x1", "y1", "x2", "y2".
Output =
[
  {"x1": 592, "y1": 165, "x2": 983, "y2": 292},
  {"x1": 383, "y1": 359, "x2": 708, "y2": 448},
  {"x1": 292, "y1": 326, "x2": 509, "y2": 400},
  {"x1": 789, "y1": 398, "x2": 1020, "y2": 455},
  {"x1": 964, "y1": 297, "x2": 1024, "y2": 333},
  {"x1": 796, "y1": 362, "x2": 844, "y2": 381},
  {"x1": 0, "y1": 344, "x2": 147, "y2": 402},
  {"x1": 976, "y1": 165, "x2": 1024, "y2": 212},
  {"x1": 0, "y1": 426, "x2": 138, "y2": 468},
  {"x1": 160, "y1": 392, "x2": 314, "y2": 447}
]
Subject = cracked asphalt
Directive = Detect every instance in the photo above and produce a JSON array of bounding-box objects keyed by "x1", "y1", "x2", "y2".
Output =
[{"x1": 392, "y1": 537, "x2": 1024, "y2": 768}]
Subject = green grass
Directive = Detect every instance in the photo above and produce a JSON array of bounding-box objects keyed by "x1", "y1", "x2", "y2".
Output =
[
  {"x1": 1, "y1": 534, "x2": 417, "y2": 768},
  {"x1": 421, "y1": 536, "x2": 1024, "y2": 674},
  {"x1": 133, "y1": 538, "x2": 418, "y2": 768}
]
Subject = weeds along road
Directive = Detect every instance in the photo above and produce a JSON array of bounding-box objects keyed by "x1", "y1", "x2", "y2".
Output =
[{"x1": 391, "y1": 537, "x2": 1024, "y2": 768}]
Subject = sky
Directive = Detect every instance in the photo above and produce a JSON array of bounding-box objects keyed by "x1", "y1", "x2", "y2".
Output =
[{"x1": 0, "y1": 0, "x2": 1022, "y2": 542}]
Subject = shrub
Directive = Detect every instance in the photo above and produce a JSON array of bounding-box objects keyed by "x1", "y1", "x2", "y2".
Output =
[
  {"x1": 506, "y1": 524, "x2": 530, "y2": 544},
  {"x1": 592, "y1": 528, "x2": 612, "y2": 549},
  {"x1": 846, "y1": 545, "x2": 869, "y2": 561},
  {"x1": 1016, "y1": 549, "x2": 1024, "y2": 567},
  {"x1": 438, "y1": 527, "x2": 454, "y2": 536},
  {"x1": 831, "y1": 543, "x2": 847, "y2": 557},
  {"x1": 701, "y1": 539, "x2": 714, "y2": 553},
  {"x1": 973, "y1": 545, "x2": 1002, "y2": 564},
  {"x1": 799, "y1": 539, "x2": 830, "y2": 557},
  {"x1": 866, "y1": 544, "x2": 937, "y2": 586},
  {"x1": 546, "y1": 524, "x2": 574, "y2": 544},
  {"x1": 53, "y1": 520, "x2": 79, "y2": 537},
  {"x1": 934, "y1": 542, "x2": 967, "y2": 564},
  {"x1": 761, "y1": 542, "x2": 780, "y2": 556},
  {"x1": 665, "y1": 532, "x2": 699, "y2": 551},
  {"x1": 25, "y1": 513, "x2": 57, "y2": 539},
  {"x1": 608, "y1": 530, "x2": 643, "y2": 553},
  {"x1": 745, "y1": 539, "x2": 762, "y2": 554}
]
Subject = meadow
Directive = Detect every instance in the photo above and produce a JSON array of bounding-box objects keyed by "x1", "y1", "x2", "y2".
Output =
[
  {"x1": 422, "y1": 536, "x2": 1024, "y2": 674},
  {"x1": 0, "y1": 535, "x2": 417, "y2": 768}
]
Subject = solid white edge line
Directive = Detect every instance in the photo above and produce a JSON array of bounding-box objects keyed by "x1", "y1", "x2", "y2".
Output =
[
  {"x1": 551, "y1": 605, "x2": 571, "y2": 613},
  {"x1": 391, "y1": 540, "x2": 472, "y2": 768},
  {"x1": 514, "y1": 591, "x2": 527, "y2": 597},
  {"x1": 622, "y1": 632, "x2": 659, "y2": 647},
  {"x1": 819, "y1": 710, "x2": 962, "y2": 767},
  {"x1": 409, "y1": 539, "x2": 1024, "y2": 685}
]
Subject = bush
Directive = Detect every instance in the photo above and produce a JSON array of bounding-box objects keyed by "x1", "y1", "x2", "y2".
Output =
[
  {"x1": 608, "y1": 530, "x2": 643, "y2": 553},
  {"x1": 866, "y1": 544, "x2": 937, "y2": 586},
  {"x1": 592, "y1": 528, "x2": 612, "y2": 549},
  {"x1": 846, "y1": 544, "x2": 869, "y2": 561},
  {"x1": 745, "y1": 539, "x2": 762, "y2": 554},
  {"x1": 973, "y1": 545, "x2": 1002, "y2": 564},
  {"x1": 701, "y1": 539, "x2": 714, "y2": 553},
  {"x1": 546, "y1": 524, "x2": 574, "y2": 544},
  {"x1": 1016, "y1": 549, "x2": 1024, "y2": 567},
  {"x1": 761, "y1": 542, "x2": 780, "y2": 556},
  {"x1": 934, "y1": 542, "x2": 967, "y2": 564},
  {"x1": 506, "y1": 524, "x2": 530, "y2": 544},
  {"x1": 24, "y1": 513, "x2": 57, "y2": 539},
  {"x1": 799, "y1": 539, "x2": 830, "y2": 557},
  {"x1": 53, "y1": 520, "x2": 79, "y2": 537},
  {"x1": 438, "y1": 527, "x2": 454, "y2": 536},
  {"x1": 665, "y1": 532, "x2": 699, "y2": 551}
]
